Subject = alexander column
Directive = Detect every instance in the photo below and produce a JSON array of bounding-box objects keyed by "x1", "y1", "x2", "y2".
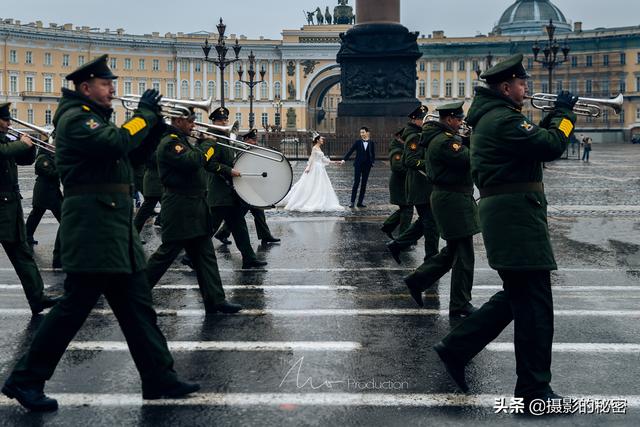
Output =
[{"x1": 336, "y1": 0, "x2": 421, "y2": 137}]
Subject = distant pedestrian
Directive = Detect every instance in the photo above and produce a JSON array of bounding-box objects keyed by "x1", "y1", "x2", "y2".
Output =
[{"x1": 582, "y1": 135, "x2": 592, "y2": 162}]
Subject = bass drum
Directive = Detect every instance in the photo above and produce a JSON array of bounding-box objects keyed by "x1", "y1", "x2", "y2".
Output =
[{"x1": 232, "y1": 151, "x2": 293, "y2": 207}]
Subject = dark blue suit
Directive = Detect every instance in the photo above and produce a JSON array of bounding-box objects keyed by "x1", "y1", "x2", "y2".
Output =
[{"x1": 343, "y1": 139, "x2": 375, "y2": 206}]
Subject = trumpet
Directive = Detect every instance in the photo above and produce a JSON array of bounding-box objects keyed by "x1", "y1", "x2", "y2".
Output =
[
  {"x1": 423, "y1": 113, "x2": 472, "y2": 137},
  {"x1": 192, "y1": 121, "x2": 286, "y2": 163},
  {"x1": 9, "y1": 118, "x2": 56, "y2": 154},
  {"x1": 526, "y1": 93, "x2": 624, "y2": 117},
  {"x1": 115, "y1": 95, "x2": 213, "y2": 118}
]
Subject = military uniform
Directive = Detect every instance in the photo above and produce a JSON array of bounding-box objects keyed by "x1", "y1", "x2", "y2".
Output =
[
  {"x1": 404, "y1": 102, "x2": 480, "y2": 315},
  {"x1": 25, "y1": 149, "x2": 62, "y2": 266},
  {"x1": 436, "y1": 54, "x2": 577, "y2": 401},
  {"x1": 0, "y1": 104, "x2": 53, "y2": 313},
  {"x1": 4, "y1": 56, "x2": 197, "y2": 409},
  {"x1": 133, "y1": 148, "x2": 163, "y2": 232},
  {"x1": 380, "y1": 131, "x2": 413, "y2": 237},
  {"x1": 387, "y1": 108, "x2": 440, "y2": 262},
  {"x1": 145, "y1": 126, "x2": 228, "y2": 311}
]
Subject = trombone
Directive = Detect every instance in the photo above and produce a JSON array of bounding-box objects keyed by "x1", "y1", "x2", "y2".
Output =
[
  {"x1": 115, "y1": 95, "x2": 213, "y2": 118},
  {"x1": 526, "y1": 93, "x2": 624, "y2": 117},
  {"x1": 192, "y1": 121, "x2": 286, "y2": 163},
  {"x1": 9, "y1": 118, "x2": 56, "y2": 154}
]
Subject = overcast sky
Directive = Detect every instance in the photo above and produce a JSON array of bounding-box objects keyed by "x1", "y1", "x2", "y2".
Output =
[{"x1": 3, "y1": 0, "x2": 637, "y2": 39}]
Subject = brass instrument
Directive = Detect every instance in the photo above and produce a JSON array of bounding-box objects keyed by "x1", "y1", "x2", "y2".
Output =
[
  {"x1": 423, "y1": 113, "x2": 472, "y2": 138},
  {"x1": 115, "y1": 95, "x2": 213, "y2": 118},
  {"x1": 9, "y1": 118, "x2": 56, "y2": 153},
  {"x1": 192, "y1": 121, "x2": 286, "y2": 163},
  {"x1": 526, "y1": 93, "x2": 624, "y2": 117}
]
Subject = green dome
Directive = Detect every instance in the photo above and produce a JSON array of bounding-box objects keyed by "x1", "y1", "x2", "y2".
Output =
[{"x1": 494, "y1": 0, "x2": 571, "y2": 35}]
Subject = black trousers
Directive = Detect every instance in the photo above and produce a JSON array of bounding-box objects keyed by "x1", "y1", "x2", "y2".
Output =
[
  {"x1": 381, "y1": 205, "x2": 414, "y2": 236},
  {"x1": 210, "y1": 206, "x2": 258, "y2": 263},
  {"x1": 215, "y1": 207, "x2": 274, "y2": 241},
  {"x1": 1, "y1": 239, "x2": 47, "y2": 310},
  {"x1": 351, "y1": 164, "x2": 372, "y2": 205},
  {"x1": 394, "y1": 204, "x2": 440, "y2": 260},
  {"x1": 441, "y1": 270, "x2": 554, "y2": 397},
  {"x1": 134, "y1": 196, "x2": 161, "y2": 233},
  {"x1": 25, "y1": 205, "x2": 62, "y2": 264},
  {"x1": 9, "y1": 271, "x2": 178, "y2": 392}
]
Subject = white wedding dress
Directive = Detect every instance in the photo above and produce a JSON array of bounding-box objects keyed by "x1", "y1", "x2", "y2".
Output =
[{"x1": 278, "y1": 146, "x2": 345, "y2": 212}]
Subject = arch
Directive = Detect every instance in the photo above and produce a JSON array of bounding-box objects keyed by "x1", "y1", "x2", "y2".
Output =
[{"x1": 304, "y1": 63, "x2": 342, "y2": 133}]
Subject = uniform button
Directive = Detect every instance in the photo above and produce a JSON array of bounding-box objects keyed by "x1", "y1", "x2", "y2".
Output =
[{"x1": 111, "y1": 202, "x2": 116, "y2": 207}]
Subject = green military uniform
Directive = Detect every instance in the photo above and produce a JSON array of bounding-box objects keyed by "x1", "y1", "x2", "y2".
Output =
[
  {"x1": 438, "y1": 54, "x2": 577, "y2": 400},
  {"x1": 7, "y1": 56, "x2": 184, "y2": 398},
  {"x1": 388, "y1": 117, "x2": 440, "y2": 261},
  {"x1": 404, "y1": 102, "x2": 480, "y2": 314},
  {"x1": 0, "y1": 108, "x2": 51, "y2": 313},
  {"x1": 133, "y1": 148, "x2": 163, "y2": 232},
  {"x1": 215, "y1": 206, "x2": 275, "y2": 242},
  {"x1": 204, "y1": 137, "x2": 261, "y2": 267},
  {"x1": 145, "y1": 126, "x2": 227, "y2": 309},
  {"x1": 25, "y1": 149, "x2": 62, "y2": 266},
  {"x1": 380, "y1": 131, "x2": 414, "y2": 237}
]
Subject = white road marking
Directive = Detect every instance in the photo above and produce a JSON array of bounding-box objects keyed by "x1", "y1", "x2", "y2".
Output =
[
  {"x1": 488, "y1": 343, "x2": 640, "y2": 353},
  {"x1": 68, "y1": 341, "x2": 361, "y2": 352},
  {"x1": 0, "y1": 393, "x2": 639, "y2": 407}
]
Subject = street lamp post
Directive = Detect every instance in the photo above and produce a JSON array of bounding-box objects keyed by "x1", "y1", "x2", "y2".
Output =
[
  {"x1": 531, "y1": 20, "x2": 570, "y2": 94},
  {"x1": 475, "y1": 52, "x2": 494, "y2": 80},
  {"x1": 237, "y1": 51, "x2": 266, "y2": 129},
  {"x1": 201, "y1": 18, "x2": 242, "y2": 109},
  {"x1": 272, "y1": 95, "x2": 283, "y2": 131}
]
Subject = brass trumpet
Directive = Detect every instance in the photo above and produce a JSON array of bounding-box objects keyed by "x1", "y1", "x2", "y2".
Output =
[
  {"x1": 192, "y1": 121, "x2": 286, "y2": 163},
  {"x1": 423, "y1": 113, "x2": 472, "y2": 137},
  {"x1": 115, "y1": 95, "x2": 213, "y2": 118},
  {"x1": 526, "y1": 93, "x2": 624, "y2": 117},
  {"x1": 9, "y1": 118, "x2": 56, "y2": 153}
]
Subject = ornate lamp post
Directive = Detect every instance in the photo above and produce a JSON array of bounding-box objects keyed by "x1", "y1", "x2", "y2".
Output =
[
  {"x1": 272, "y1": 95, "x2": 284, "y2": 131},
  {"x1": 201, "y1": 18, "x2": 242, "y2": 108},
  {"x1": 531, "y1": 20, "x2": 570, "y2": 94},
  {"x1": 475, "y1": 52, "x2": 494, "y2": 80},
  {"x1": 237, "y1": 51, "x2": 266, "y2": 129}
]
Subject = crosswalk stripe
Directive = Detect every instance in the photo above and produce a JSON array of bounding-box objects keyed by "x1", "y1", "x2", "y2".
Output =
[
  {"x1": 68, "y1": 341, "x2": 361, "y2": 352},
  {"x1": 488, "y1": 343, "x2": 640, "y2": 353},
  {"x1": 0, "y1": 393, "x2": 639, "y2": 407}
]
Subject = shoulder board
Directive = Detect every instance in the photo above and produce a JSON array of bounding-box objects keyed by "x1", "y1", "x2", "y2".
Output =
[
  {"x1": 170, "y1": 134, "x2": 179, "y2": 139},
  {"x1": 82, "y1": 105, "x2": 91, "y2": 112},
  {"x1": 445, "y1": 132, "x2": 454, "y2": 137}
]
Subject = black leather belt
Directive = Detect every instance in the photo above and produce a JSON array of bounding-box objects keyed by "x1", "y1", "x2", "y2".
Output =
[
  {"x1": 479, "y1": 182, "x2": 544, "y2": 198},
  {"x1": 64, "y1": 184, "x2": 132, "y2": 197},
  {"x1": 433, "y1": 184, "x2": 473, "y2": 194}
]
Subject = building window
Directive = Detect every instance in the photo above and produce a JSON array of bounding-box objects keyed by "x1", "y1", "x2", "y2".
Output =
[
  {"x1": 124, "y1": 81, "x2": 132, "y2": 94},
  {"x1": 603, "y1": 55, "x2": 609, "y2": 67},
  {"x1": 235, "y1": 112, "x2": 242, "y2": 127},
  {"x1": 125, "y1": 111, "x2": 132, "y2": 121},
  {"x1": 541, "y1": 82, "x2": 549, "y2": 93},
  {"x1": 527, "y1": 57, "x2": 534, "y2": 69},
  {"x1": 194, "y1": 81, "x2": 202, "y2": 98},
  {"x1": 168, "y1": 60, "x2": 174, "y2": 72},
  {"x1": 152, "y1": 82, "x2": 160, "y2": 92},
  {"x1": 432, "y1": 79, "x2": 439, "y2": 97},
  {"x1": 124, "y1": 58, "x2": 132, "y2": 70},
  {"x1": 180, "y1": 59, "x2": 188, "y2": 72},
  {"x1": 224, "y1": 81, "x2": 229, "y2": 98},
  {"x1": 636, "y1": 108, "x2": 640, "y2": 120},
  {"x1": 472, "y1": 60, "x2": 479, "y2": 72},
  {"x1": 167, "y1": 82, "x2": 175, "y2": 98},
  {"x1": 181, "y1": 80, "x2": 189, "y2": 96},
  {"x1": 63, "y1": 54, "x2": 70, "y2": 67},
  {"x1": 10, "y1": 76, "x2": 18, "y2": 93},
  {"x1": 274, "y1": 81, "x2": 281, "y2": 98},
  {"x1": 621, "y1": 53, "x2": 626, "y2": 65},
  {"x1": 9, "y1": 50, "x2": 17, "y2": 63},
  {"x1": 419, "y1": 61, "x2": 425, "y2": 72},
  {"x1": 636, "y1": 76, "x2": 640, "y2": 92},
  {"x1": 207, "y1": 62, "x2": 214, "y2": 73},
  {"x1": 25, "y1": 76, "x2": 34, "y2": 92},
  {"x1": 195, "y1": 112, "x2": 203, "y2": 122},
  {"x1": 62, "y1": 79, "x2": 70, "y2": 89},
  {"x1": 586, "y1": 55, "x2": 593, "y2": 67},
  {"x1": 25, "y1": 51, "x2": 33, "y2": 64},
  {"x1": 261, "y1": 112, "x2": 268, "y2": 127},
  {"x1": 27, "y1": 109, "x2": 34, "y2": 123},
  {"x1": 260, "y1": 81, "x2": 268, "y2": 98},
  {"x1": 432, "y1": 62, "x2": 440, "y2": 72},
  {"x1": 602, "y1": 110, "x2": 609, "y2": 123},
  {"x1": 208, "y1": 81, "x2": 215, "y2": 98},
  {"x1": 637, "y1": 52, "x2": 640, "y2": 64},
  {"x1": 194, "y1": 61, "x2": 201, "y2": 73},
  {"x1": 619, "y1": 109, "x2": 625, "y2": 124},
  {"x1": 602, "y1": 80, "x2": 610, "y2": 96},
  {"x1": 11, "y1": 109, "x2": 18, "y2": 120},
  {"x1": 138, "y1": 81, "x2": 146, "y2": 94},
  {"x1": 274, "y1": 62, "x2": 281, "y2": 74},
  {"x1": 556, "y1": 80, "x2": 563, "y2": 93},
  {"x1": 445, "y1": 61, "x2": 452, "y2": 72},
  {"x1": 458, "y1": 60, "x2": 465, "y2": 71},
  {"x1": 585, "y1": 80, "x2": 592, "y2": 94},
  {"x1": 458, "y1": 81, "x2": 466, "y2": 98},
  {"x1": 152, "y1": 59, "x2": 159, "y2": 71},
  {"x1": 571, "y1": 56, "x2": 578, "y2": 68},
  {"x1": 528, "y1": 80, "x2": 535, "y2": 93},
  {"x1": 110, "y1": 57, "x2": 117, "y2": 69},
  {"x1": 44, "y1": 76, "x2": 52, "y2": 93},
  {"x1": 570, "y1": 80, "x2": 578, "y2": 93},
  {"x1": 234, "y1": 81, "x2": 242, "y2": 98},
  {"x1": 45, "y1": 109, "x2": 52, "y2": 126},
  {"x1": 620, "y1": 80, "x2": 626, "y2": 93},
  {"x1": 78, "y1": 55, "x2": 85, "y2": 66},
  {"x1": 44, "y1": 52, "x2": 52, "y2": 66},
  {"x1": 113, "y1": 80, "x2": 118, "y2": 95},
  {"x1": 418, "y1": 80, "x2": 425, "y2": 97},
  {"x1": 445, "y1": 80, "x2": 452, "y2": 97},
  {"x1": 137, "y1": 59, "x2": 144, "y2": 70}
]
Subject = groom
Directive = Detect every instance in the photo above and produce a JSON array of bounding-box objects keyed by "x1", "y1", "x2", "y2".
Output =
[{"x1": 341, "y1": 126, "x2": 375, "y2": 208}]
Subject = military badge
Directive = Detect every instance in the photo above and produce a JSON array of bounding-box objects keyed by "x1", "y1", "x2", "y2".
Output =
[
  {"x1": 520, "y1": 121, "x2": 535, "y2": 132},
  {"x1": 394, "y1": 154, "x2": 401, "y2": 160},
  {"x1": 43, "y1": 161, "x2": 49, "y2": 166},
  {"x1": 85, "y1": 118, "x2": 100, "y2": 130},
  {"x1": 174, "y1": 144, "x2": 185, "y2": 154},
  {"x1": 410, "y1": 143, "x2": 418, "y2": 150},
  {"x1": 451, "y1": 143, "x2": 461, "y2": 152}
]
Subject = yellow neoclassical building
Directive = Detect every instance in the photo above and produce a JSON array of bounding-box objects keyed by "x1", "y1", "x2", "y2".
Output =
[{"x1": 2, "y1": 0, "x2": 640, "y2": 142}]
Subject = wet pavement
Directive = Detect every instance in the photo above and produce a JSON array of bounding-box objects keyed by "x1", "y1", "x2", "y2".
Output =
[{"x1": 0, "y1": 144, "x2": 639, "y2": 426}]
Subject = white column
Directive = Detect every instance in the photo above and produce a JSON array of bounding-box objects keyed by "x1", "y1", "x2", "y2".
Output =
[
  {"x1": 281, "y1": 61, "x2": 286, "y2": 99},
  {"x1": 466, "y1": 60, "x2": 472, "y2": 98},
  {"x1": 268, "y1": 60, "x2": 274, "y2": 100},
  {"x1": 426, "y1": 62, "x2": 431, "y2": 98},
  {"x1": 439, "y1": 61, "x2": 445, "y2": 98},
  {"x1": 229, "y1": 63, "x2": 235, "y2": 100},
  {"x1": 202, "y1": 61, "x2": 207, "y2": 100},
  {"x1": 295, "y1": 60, "x2": 301, "y2": 101},
  {"x1": 242, "y1": 61, "x2": 248, "y2": 101},
  {"x1": 176, "y1": 57, "x2": 181, "y2": 99},
  {"x1": 189, "y1": 59, "x2": 194, "y2": 99},
  {"x1": 453, "y1": 63, "x2": 459, "y2": 98}
]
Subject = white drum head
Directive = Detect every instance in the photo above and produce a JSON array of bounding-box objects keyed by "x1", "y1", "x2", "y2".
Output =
[{"x1": 232, "y1": 151, "x2": 293, "y2": 207}]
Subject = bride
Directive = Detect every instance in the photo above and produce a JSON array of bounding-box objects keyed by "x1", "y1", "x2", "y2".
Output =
[{"x1": 278, "y1": 134, "x2": 345, "y2": 212}]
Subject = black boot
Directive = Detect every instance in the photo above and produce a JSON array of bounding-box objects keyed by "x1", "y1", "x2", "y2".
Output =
[
  {"x1": 2, "y1": 379, "x2": 58, "y2": 412},
  {"x1": 386, "y1": 240, "x2": 403, "y2": 264},
  {"x1": 142, "y1": 380, "x2": 200, "y2": 400},
  {"x1": 433, "y1": 341, "x2": 469, "y2": 393}
]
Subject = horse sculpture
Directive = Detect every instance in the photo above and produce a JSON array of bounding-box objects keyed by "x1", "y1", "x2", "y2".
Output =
[
  {"x1": 315, "y1": 7, "x2": 324, "y2": 25},
  {"x1": 325, "y1": 7, "x2": 332, "y2": 25}
]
